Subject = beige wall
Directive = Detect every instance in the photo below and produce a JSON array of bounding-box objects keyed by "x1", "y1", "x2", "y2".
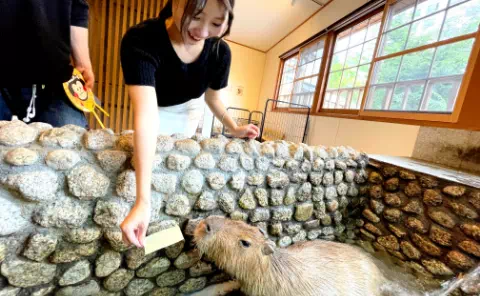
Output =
[
  {"x1": 256, "y1": 0, "x2": 420, "y2": 156},
  {"x1": 224, "y1": 41, "x2": 266, "y2": 112}
]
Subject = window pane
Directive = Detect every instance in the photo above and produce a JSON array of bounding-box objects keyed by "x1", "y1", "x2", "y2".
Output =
[
  {"x1": 414, "y1": 0, "x2": 448, "y2": 20},
  {"x1": 345, "y1": 44, "x2": 363, "y2": 68},
  {"x1": 327, "y1": 71, "x2": 342, "y2": 90},
  {"x1": 337, "y1": 91, "x2": 349, "y2": 108},
  {"x1": 305, "y1": 62, "x2": 314, "y2": 77},
  {"x1": 381, "y1": 25, "x2": 410, "y2": 55},
  {"x1": 431, "y1": 39, "x2": 474, "y2": 77},
  {"x1": 370, "y1": 87, "x2": 388, "y2": 109},
  {"x1": 387, "y1": 0, "x2": 415, "y2": 30},
  {"x1": 331, "y1": 51, "x2": 347, "y2": 71},
  {"x1": 355, "y1": 65, "x2": 371, "y2": 87},
  {"x1": 361, "y1": 39, "x2": 377, "y2": 64},
  {"x1": 349, "y1": 22, "x2": 368, "y2": 47},
  {"x1": 441, "y1": 0, "x2": 480, "y2": 40},
  {"x1": 449, "y1": 0, "x2": 469, "y2": 5},
  {"x1": 405, "y1": 84, "x2": 425, "y2": 110},
  {"x1": 398, "y1": 48, "x2": 435, "y2": 81},
  {"x1": 426, "y1": 81, "x2": 456, "y2": 111},
  {"x1": 406, "y1": 12, "x2": 444, "y2": 49},
  {"x1": 316, "y1": 46, "x2": 324, "y2": 59},
  {"x1": 313, "y1": 59, "x2": 322, "y2": 75},
  {"x1": 335, "y1": 31, "x2": 351, "y2": 53},
  {"x1": 350, "y1": 90, "x2": 360, "y2": 109},
  {"x1": 340, "y1": 68, "x2": 358, "y2": 89},
  {"x1": 390, "y1": 86, "x2": 406, "y2": 110},
  {"x1": 374, "y1": 57, "x2": 402, "y2": 84},
  {"x1": 280, "y1": 83, "x2": 293, "y2": 95},
  {"x1": 329, "y1": 92, "x2": 339, "y2": 108},
  {"x1": 366, "y1": 21, "x2": 381, "y2": 40}
]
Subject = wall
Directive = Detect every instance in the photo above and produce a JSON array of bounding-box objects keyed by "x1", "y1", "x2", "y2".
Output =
[{"x1": 0, "y1": 119, "x2": 367, "y2": 296}]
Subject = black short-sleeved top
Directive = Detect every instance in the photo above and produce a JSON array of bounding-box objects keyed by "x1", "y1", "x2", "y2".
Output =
[{"x1": 120, "y1": 16, "x2": 231, "y2": 107}]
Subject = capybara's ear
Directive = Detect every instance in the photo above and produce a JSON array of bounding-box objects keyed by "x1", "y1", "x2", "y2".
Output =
[
  {"x1": 258, "y1": 227, "x2": 267, "y2": 237},
  {"x1": 262, "y1": 240, "x2": 275, "y2": 256}
]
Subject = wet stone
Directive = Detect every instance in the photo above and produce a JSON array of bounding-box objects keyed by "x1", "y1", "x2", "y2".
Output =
[
  {"x1": 400, "y1": 241, "x2": 421, "y2": 260},
  {"x1": 446, "y1": 250, "x2": 475, "y2": 270},
  {"x1": 421, "y1": 259, "x2": 454, "y2": 276},
  {"x1": 96, "y1": 251, "x2": 122, "y2": 277},
  {"x1": 411, "y1": 233, "x2": 442, "y2": 257},
  {"x1": 423, "y1": 189, "x2": 443, "y2": 206},
  {"x1": 194, "y1": 153, "x2": 216, "y2": 170},
  {"x1": 448, "y1": 201, "x2": 478, "y2": 219},
  {"x1": 405, "y1": 217, "x2": 428, "y2": 234},
  {"x1": 383, "y1": 208, "x2": 402, "y2": 223},
  {"x1": 443, "y1": 185, "x2": 466, "y2": 197},
  {"x1": 429, "y1": 224, "x2": 453, "y2": 247},
  {"x1": 428, "y1": 209, "x2": 456, "y2": 229},
  {"x1": 403, "y1": 199, "x2": 423, "y2": 215}
]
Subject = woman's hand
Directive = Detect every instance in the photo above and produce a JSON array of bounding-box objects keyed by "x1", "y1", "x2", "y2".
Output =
[
  {"x1": 231, "y1": 124, "x2": 259, "y2": 139},
  {"x1": 120, "y1": 201, "x2": 151, "y2": 248}
]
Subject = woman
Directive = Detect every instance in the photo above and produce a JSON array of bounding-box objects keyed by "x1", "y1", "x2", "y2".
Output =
[{"x1": 119, "y1": 0, "x2": 259, "y2": 248}]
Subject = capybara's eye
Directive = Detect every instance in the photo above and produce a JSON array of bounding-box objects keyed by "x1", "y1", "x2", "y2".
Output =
[{"x1": 240, "y1": 240, "x2": 251, "y2": 248}]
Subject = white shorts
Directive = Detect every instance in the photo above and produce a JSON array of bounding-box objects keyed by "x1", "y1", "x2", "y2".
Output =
[{"x1": 157, "y1": 96, "x2": 206, "y2": 138}]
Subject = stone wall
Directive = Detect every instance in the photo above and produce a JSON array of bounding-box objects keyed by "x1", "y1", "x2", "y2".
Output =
[
  {"x1": 359, "y1": 160, "x2": 480, "y2": 295},
  {"x1": 0, "y1": 120, "x2": 368, "y2": 296}
]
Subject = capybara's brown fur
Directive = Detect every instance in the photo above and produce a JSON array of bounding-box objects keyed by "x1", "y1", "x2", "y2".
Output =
[{"x1": 193, "y1": 216, "x2": 419, "y2": 296}]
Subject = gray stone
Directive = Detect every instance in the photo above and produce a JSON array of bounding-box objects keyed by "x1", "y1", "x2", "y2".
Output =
[
  {"x1": 96, "y1": 250, "x2": 122, "y2": 277},
  {"x1": 136, "y1": 257, "x2": 171, "y2": 278},
  {"x1": 347, "y1": 185, "x2": 359, "y2": 197},
  {"x1": 29, "y1": 122, "x2": 52, "y2": 132},
  {"x1": 285, "y1": 223, "x2": 302, "y2": 235},
  {"x1": 230, "y1": 211, "x2": 248, "y2": 221},
  {"x1": 315, "y1": 201, "x2": 326, "y2": 216},
  {"x1": 239, "y1": 189, "x2": 256, "y2": 210},
  {"x1": 23, "y1": 233, "x2": 57, "y2": 262},
  {"x1": 50, "y1": 241, "x2": 98, "y2": 263},
  {"x1": 295, "y1": 203, "x2": 313, "y2": 221},
  {"x1": 309, "y1": 172, "x2": 323, "y2": 186},
  {"x1": 0, "y1": 123, "x2": 37, "y2": 146},
  {"x1": 243, "y1": 140, "x2": 260, "y2": 156},
  {"x1": 272, "y1": 158, "x2": 286, "y2": 168},
  {"x1": 301, "y1": 161, "x2": 312, "y2": 173},
  {"x1": 104, "y1": 229, "x2": 131, "y2": 252},
  {"x1": 218, "y1": 192, "x2": 235, "y2": 213},
  {"x1": 334, "y1": 171, "x2": 344, "y2": 184},
  {"x1": 260, "y1": 143, "x2": 275, "y2": 158},
  {"x1": 0, "y1": 286, "x2": 21, "y2": 296},
  {"x1": 323, "y1": 172, "x2": 334, "y2": 186},
  {"x1": 267, "y1": 171, "x2": 289, "y2": 189},
  {"x1": 334, "y1": 224, "x2": 346, "y2": 236},
  {"x1": 326, "y1": 200, "x2": 339, "y2": 212},
  {"x1": 194, "y1": 153, "x2": 216, "y2": 170},
  {"x1": 152, "y1": 174, "x2": 177, "y2": 194},
  {"x1": 84, "y1": 129, "x2": 115, "y2": 150},
  {"x1": 254, "y1": 188, "x2": 269, "y2": 207},
  {"x1": 200, "y1": 138, "x2": 225, "y2": 154},
  {"x1": 94, "y1": 200, "x2": 130, "y2": 228},
  {"x1": 125, "y1": 279, "x2": 155, "y2": 296},
  {"x1": 370, "y1": 199, "x2": 384, "y2": 215},
  {"x1": 116, "y1": 170, "x2": 136, "y2": 202},
  {"x1": 297, "y1": 182, "x2": 312, "y2": 201},
  {"x1": 195, "y1": 192, "x2": 217, "y2": 211},
  {"x1": 104, "y1": 269, "x2": 135, "y2": 292},
  {"x1": 270, "y1": 190, "x2": 285, "y2": 206},
  {"x1": 189, "y1": 261, "x2": 214, "y2": 277},
  {"x1": 278, "y1": 236, "x2": 292, "y2": 248},
  {"x1": 335, "y1": 160, "x2": 347, "y2": 171},
  {"x1": 178, "y1": 277, "x2": 207, "y2": 293},
  {"x1": 312, "y1": 186, "x2": 324, "y2": 202},
  {"x1": 325, "y1": 186, "x2": 338, "y2": 200},
  {"x1": 322, "y1": 226, "x2": 334, "y2": 236},
  {"x1": 218, "y1": 156, "x2": 238, "y2": 172},
  {"x1": 97, "y1": 150, "x2": 128, "y2": 172},
  {"x1": 325, "y1": 160, "x2": 335, "y2": 171},
  {"x1": 292, "y1": 230, "x2": 307, "y2": 243},
  {"x1": 175, "y1": 139, "x2": 201, "y2": 155},
  {"x1": 45, "y1": 150, "x2": 82, "y2": 171},
  {"x1": 5, "y1": 147, "x2": 38, "y2": 166},
  {"x1": 269, "y1": 223, "x2": 283, "y2": 236},
  {"x1": 285, "y1": 160, "x2": 299, "y2": 171},
  {"x1": 312, "y1": 158, "x2": 325, "y2": 171},
  {"x1": 0, "y1": 244, "x2": 5, "y2": 262},
  {"x1": 272, "y1": 207, "x2": 293, "y2": 221},
  {"x1": 182, "y1": 170, "x2": 204, "y2": 195},
  {"x1": 333, "y1": 211, "x2": 343, "y2": 224},
  {"x1": 304, "y1": 220, "x2": 320, "y2": 230},
  {"x1": 207, "y1": 173, "x2": 226, "y2": 190},
  {"x1": 1, "y1": 259, "x2": 56, "y2": 287},
  {"x1": 0, "y1": 199, "x2": 28, "y2": 236},
  {"x1": 291, "y1": 172, "x2": 308, "y2": 183},
  {"x1": 354, "y1": 169, "x2": 368, "y2": 183},
  {"x1": 156, "y1": 135, "x2": 174, "y2": 152},
  {"x1": 247, "y1": 174, "x2": 264, "y2": 186},
  {"x1": 166, "y1": 195, "x2": 191, "y2": 217},
  {"x1": 34, "y1": 198, "x2": 89, "y2": 228},
  {"x1": 240, "y1": 155, "x2": 254, "y2": 171},
  {"x1": 156, "y1": 269, "x2": 186, "y2": 287},
  {"x1": 345, "y1": 170, "x2": 355, "y2": 183},
  {"x1": 4, "y1": 170, "x2": 58, "y2": 202},
  {"x1": 308, "y1": 230, "x2": 321, "y2": 240},
  {"x1": 256, "y1": 157, "x2": 270, "y2": 171},
  {"x1": 56, "y1": 280, "x2": 100, "y2": 296},
  {"x1": 39, "y1": 127, "x2": 80, "y2": 148},
  {"x1": 337, "y1": 183, "x2": 348, "y2": 196},
  {"x1": 150, "y1": 288, "x2": 176, "y2": 296},
  {"x1": 225, "y1": 141, "x2": 243, "y2": 154},
  {"x1": 147, "y1": 220, "x2": 178, "y2": 235},
  {"x1": 230, "y1": 173, "x2": 246, "y2": 191},
  {"x1": 31, "y1": 285, "x2": 55, "y2": 296},
  {"x1": 250, "y1": 208, "x2": 270, "y2": 222},
  {"x1": 275, "y1": 142, "x2": 290, "y2": 158},
  {"x1": 167, "y1": 154, "x2": 191, "y2": 171},
  {"x1": 67, "y1": 165, "x2": 109, "y2": 199},
  {"x1": 59, "y1": 260, "x2": 91, "y2": 286},
  {"x1": 174, "y1": 250, "x2": 200, "y2": 269}
]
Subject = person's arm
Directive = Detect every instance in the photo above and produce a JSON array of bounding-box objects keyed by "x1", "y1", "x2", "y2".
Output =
[
  {"x1": 70, "y1": 0, "x2": 94, "y2": 90},
  {"x1": 120, "y1": 85, "x2": 158, "y2": 248},
  {"x1": 205, "y1": 88, "x2": 259, "y2": 139}
]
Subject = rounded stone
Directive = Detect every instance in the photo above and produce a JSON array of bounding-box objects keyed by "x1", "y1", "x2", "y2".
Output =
[
  {"x1": 67, "y1": 165, "x2": 110, "y2": 199},
  {"x1": 150, "y1": 288, "x2": 176, "y2": 296},
  {"x1": 179, "y1": 277, "x2": 207, "y2": 294},
  {"x1": 247, "y1": 174, "x2": 265, "y2": 186},
  {"x1": 421, "y1": 259, "x2": 453, "y2": 276},
  {"x1": 39, "y1": 127, "x2": 80, "y2": 148},
  {"x1": 250, "y1": 208, "x2": 270, "y2": 222},
  {"x1": 175, "y1": 139, "x2": 201, "y2": 155},
  {"x1": 116, "y1": 134, "x2": 134, "y2": 152},
  {"x1": 93, "y1": 200, "x2": 130, "y2": 228},
  {"x1": 254, "y1": 188, "x2": 269, "y2": 207},
  {"x1": 429, "y1": 224, "x2": 453, "y2": 247},
  {"x1": 156, "y1": 269, "x2": 186, "y2": 287},
  {"x1": 152, "y1": 174, "x2": 177, "y2": 194},
  {"x1": 384, "y1": 178, "x2": 399, "y2": 191},
  {"x1": 136, "y1": 257, "x2": 171, "y2": 278},
  {"x1": 325, "y1": 186, "x2": 338, "y2": 200},
  {"x1": 56, "y1": 280, "x2": 100, "y2": 296},
  {"x1": 83, "y1": 129, "x2": 115, "y2": 150},
  {"x1": 0, "y1": 124, "x2": 37, "y2": 146},
  {"x1": 230, "y1": 211, "x2": 248, "y2": 221},
  {"x1": 326, "y1": 200, "x2": 339, "y2": 212},
  {"x1": 256, "y1": 157, "x2": 270, "y2": 171},
  {"x1": 443, "y1": 185, "x2": 466, "y2": 197},
  {"x1": 411, "y1": 233, "x2": 442, "y2": 257},
  {"x1": 33, "y1": 198, "x2": 89, "y2": 228},
  {"x1": 377, "y1": 235, "x2": 399, "y2": 251},
  {"x1": 230, "y1": 173, "x2": 246, "y2": 191},
  {"x1": 334, "y1": 170, "x2": 344, "y2": 184},
  {"x1": 103, "y1": 269, "x2": 135, "y2": 292},
  {"x1": 156, "y1": 135, "x2": 174, "y2": 152},
  {"x1": 298, "y1": 182, "x2": 312, "y2": 201},
  {"x1": 206, "y1": 173, "x2": 226, "y2": 191},
  {"x1": 383, "y1": 208, "x2": 402, "y2": 223},
  {"x1": 369, "y1": 185, "x2": 383, "y2": 199},
  {"x1": 22, "y1": 233, "x2": 57, "y2": 262},
  {"x1": 405, "y1": 217, "x2": 428, "y2": 234},
  {"x1": 428, "y1": 209, "x2": 457, "y2": 229},
  {"x1": 384, "y1": 193, "x2": 402, "y2": 207},
  {"x1": 404, "y1": 182, "x2": 422, "y2": 197},
  {"x1": 403, "y1": 199, "x2": 423, "y2": 215},
  {"x1": 104, "y1": 229, "x2": 131, "y2": 252},
  {"x1": 125, "y1": 279, "x2": 155, "y2": 296},
  {"x1": 126, "y1": 248, "x2": 155, "y2": 270},
  {"x1": 240, "y1": 155, "x2": 254, "y2": 171},
  {"x1": 312, "y1": 186, "x2": 325, "y2": 202},
  {"x1": 278, "y1": 236, "x2": 292, "y2": 248},
  {"x1": 96, "y1": 251, "x2": 122, "y2": 277},
  {"x1": 50, "y1": 241, "x2": 98, "y2": 263},
  {"x1": 448, "y1": 201, "x2": 478, "y2": 219},
  {"x1": 195, "y1": 192, "x2": 217, "y2": 211},
  {"x1": 167, "y1": 154, "x2": 191, "y2": 171},
  {"x1": 166, "y1": 195, "x2": 191, "y2": 217},
  {"x1": 272, "y1": 158, "x2": 286, "y2": 168},
  {"x1": 272, "y1": 207, "x2": 293, "y2": 221},
  {"x1": 362, "y1": 209, "x2": 380, "y2": 223},
  {"x1": 239, "y1": 189, "x2": 256, "y2": 210},
  {"x1": 322, "y1": 172, "x2": 334, "y2": 186},
  {"x1": 446, "y1": 250, "x2": 475, "y2": 270},
  {"x1": 460, "y1": 223, "x2": 480, "y2": 240},
  {"x1": 292, "y1": 230, "x2": 307, "y2": 243},
  {"x1": 174, "y1": 250, "x2": 200, "y2": 269},
  {"x1": 29, "y1": 122, "x2": 52, "y2": 132},
  {"x1": 269, "y1": 223, "x2": 283, "y2": 236},
  {"x1": 166, "y1": 241, "x2": 185, "y2": 259},
  {"x1": 218, "y1": 156, "x2": 238, "y2": 172},
  {"x1": 5, "y1": 147, "x2": 38, "y2": 166},
  {"x1": 97, "y1": 150, "x2": 128, "y2": 172},
  {"x1": 364, "y1": 223, "x2": 382, "y2": 236},
  {"x1": 370, "y1": 199, "x2": 384, "y2": 215},
  {"x1": 0, "y1": 286, "x2": 21, "y2": 296},
  {"x1": 0, "y1": 199, "x2": 28, "y2": 236},
  {"x1": 347, "y1": 185, "x2": 359, "y2": 197},
  {"x1": 218, "y1": 192, "x2": 235, "y2": 213},
  {"x1": 399, "y1": 170, "x2": 416, "y2": 180},
  {"x1": 469, "y1": 191, "x2": 480, "y2": 210},
  {"x1": 0, "y1": 259, "x2": 56, "y2": 288},
  {"x1": 337, "y1": 183, "x2": 348, "y2": 196},
  {"x1": 182, "y1": 170, "x2": 204, "y2": 195},
  {"x1": 116, "y1": 170, "x2": 136, "y2": 202},
  {"x1": 225, "y1": 141, "x2": 243, "y2": 154},
  {"x1": 308, "y1": 229, "x2": 321, "y2": 240},
  {"x1": 59, "y1": 260, "x2": 90, "y2": 286},
  {"x1": 458, "y1": 240, "x2": 480, "y2": 257},
  {"x1": 270, "y1": 189, "x2": 285, "y2": 206},
  {"x1": 267, "y1": 171, "x2": 289, "y2": 189},
  {"x1": 295, "y1": 203, "x2": 314, "y2": 221},
  {"x1": 309, "y1": 172, "x2": 323, "y2": 186},
  {"x1": 4, "y1": 170, "x2": 58, "y2": 202},
  {"x1": 194, "y1": 153, "x2": 216, "y2": 170}
]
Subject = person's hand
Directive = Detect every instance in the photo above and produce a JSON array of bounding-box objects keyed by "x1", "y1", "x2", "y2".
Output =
[
  {"x1": 231, "y1": 124, "x2": 259, "y2": 139},
  {"x1": 120, "y1": 201, "x2": 151, "y2": 248},
  {"x1": 77, "y1": 65, "x2": 95, "y2": 91}
]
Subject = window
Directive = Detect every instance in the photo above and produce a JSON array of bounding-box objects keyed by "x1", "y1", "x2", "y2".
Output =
[
  {"x1": 365, "y1": 0, "x2": 480, "y2": 114},
  {"x1": 276, "y1": 38, "x2": 326, "y2": 108},
  {"x1": 323, "y1": 12, "x2": 383, "y2": 110}
]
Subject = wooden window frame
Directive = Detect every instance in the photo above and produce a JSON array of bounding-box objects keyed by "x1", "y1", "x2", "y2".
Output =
[{"x1": 272, "y1": 0, "x2": 480, "y2": 128}]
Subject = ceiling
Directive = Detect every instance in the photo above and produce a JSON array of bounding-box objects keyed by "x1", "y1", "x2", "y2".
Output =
[{"x1": 227, "y1": 0, "x2": 331, "y2": 52}]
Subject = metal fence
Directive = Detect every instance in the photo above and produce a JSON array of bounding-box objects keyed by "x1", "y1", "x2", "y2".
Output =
[
  {"x1": 259, "y1": 99, "x2": 310, "y2": 144},
  {"x1": 211, "y1": 107, "x2": 263, "y2": 139}
]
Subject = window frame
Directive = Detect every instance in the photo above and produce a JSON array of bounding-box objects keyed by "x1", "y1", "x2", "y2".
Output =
[{"x1": 272, "y1": 0, "x2": 480, "y2": 125}]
